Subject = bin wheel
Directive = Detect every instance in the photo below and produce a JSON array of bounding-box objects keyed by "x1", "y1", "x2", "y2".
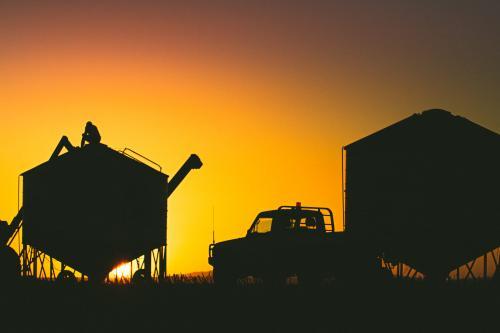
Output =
[
  {"x1": 132, "y1": 269, "x2": 152, "y2": 284},
  {"x1": 57, "y1": 270, "x2": 76, "y2": 283},
  {"x1": 0, "y1": 246, "x2": 20, "y2": 282}
]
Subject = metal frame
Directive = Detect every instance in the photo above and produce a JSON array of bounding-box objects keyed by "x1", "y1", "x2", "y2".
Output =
[
  {"x1": 16, "y1": 149, "x2": 169, "y2": 283},
  {"x1": 385, "y1": 247, "x2": 500, "y2": 280},
  {"x1": 20, "y1": 241, "x2": 167, "y2": 283},
  {"x1": 120, "y1": 148, "x2": 162, "y2": 172},
  {"x1": 382, "y1": 260, "x2": 423, "y2": 280},
  {"x1": 278, "y1": 205, "x2": 335, "y2": 233},
  {"x1": 449, "y1": 247, "x2": 500, "y2": 281}
]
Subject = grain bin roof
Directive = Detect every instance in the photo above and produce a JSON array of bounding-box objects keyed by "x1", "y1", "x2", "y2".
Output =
[{"x1": 345, "y1": 109, "x2": 499, "y2": 152}]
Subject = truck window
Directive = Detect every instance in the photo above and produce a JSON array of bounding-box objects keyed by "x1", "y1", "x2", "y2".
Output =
[
  {"x1": 298, "y1": 216, "x2": 319, "y2": 230},
  {"x1": 252, "y1": 217, "x2": 273, "y2": 234}
]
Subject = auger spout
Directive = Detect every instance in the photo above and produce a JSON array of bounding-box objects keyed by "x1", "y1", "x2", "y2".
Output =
[{"x1": 166, "y1": 154, "x2": 203, "y2": 198}]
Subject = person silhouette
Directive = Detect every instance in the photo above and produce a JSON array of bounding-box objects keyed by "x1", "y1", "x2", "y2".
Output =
[{"x1": 81, "y1": 121, "x2": 101, "y2": 147}]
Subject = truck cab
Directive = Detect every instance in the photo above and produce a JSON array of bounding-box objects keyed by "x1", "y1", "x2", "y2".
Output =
[
  {"x1": 247, "y1": 206, "x2": 331, "y2": 235},
  {"x1": 209, "y1": 204, "x2": 337, "y2": 285}
]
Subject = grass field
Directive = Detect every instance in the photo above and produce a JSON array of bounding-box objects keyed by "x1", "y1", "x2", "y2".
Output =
[{"x1": 1, "y1": 278, "x2": 498, "y2": 333}]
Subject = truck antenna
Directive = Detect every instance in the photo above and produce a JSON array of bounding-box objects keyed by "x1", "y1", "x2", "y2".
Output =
[{"x1": 212, "y1": 206, "x2": 215, "y2": 245}]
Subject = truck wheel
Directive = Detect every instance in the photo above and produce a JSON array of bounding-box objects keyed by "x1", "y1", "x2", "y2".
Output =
[
  {"x1": 213, "y1": 268, "x2": 236, "y2": 286},
  {"x1": 263, "y1": 273, "x2": 286, "y2": 287}
]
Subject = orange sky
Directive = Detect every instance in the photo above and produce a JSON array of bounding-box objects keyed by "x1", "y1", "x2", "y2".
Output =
[{"x1": 0, "y1": 1, "x2": 499, "y2": 274}]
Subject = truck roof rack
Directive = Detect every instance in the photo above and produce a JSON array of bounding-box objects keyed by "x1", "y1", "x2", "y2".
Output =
[{"x1": 278, "y1": 205, "x2": 334, "y2": 233}]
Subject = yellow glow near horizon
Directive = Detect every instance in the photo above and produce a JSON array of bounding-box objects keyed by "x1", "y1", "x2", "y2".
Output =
[
  {"x1": 110, "y1": 263, "x2": 132, "y2": 281},
  {"x1": 1, "y1": 2, "x2": 499, "y2": 276}
]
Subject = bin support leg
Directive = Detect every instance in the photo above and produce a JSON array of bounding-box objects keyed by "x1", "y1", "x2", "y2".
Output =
[{"x1": 144, "y1": 252, "x2": 151, "y2": 279}]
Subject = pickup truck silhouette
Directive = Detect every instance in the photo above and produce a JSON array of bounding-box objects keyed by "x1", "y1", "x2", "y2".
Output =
[{"x1": 209, "y1": 203, "x2": 383, "y2": 286}]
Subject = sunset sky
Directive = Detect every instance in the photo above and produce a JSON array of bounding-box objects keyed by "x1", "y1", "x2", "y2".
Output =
[{"x1": 1, "y1": 1, "x2": 499, "y2": 274}]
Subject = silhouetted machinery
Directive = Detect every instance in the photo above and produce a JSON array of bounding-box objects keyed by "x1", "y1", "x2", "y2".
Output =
[
  {"x1": 0, "y1": 133, "x2": 202, "y2": 282},
  {"x1": 344, "y1": 109, "x2": 500, "y2": 280},
  {"x1": 209, "y1": 109, "x2": 500, "y2": 283}
]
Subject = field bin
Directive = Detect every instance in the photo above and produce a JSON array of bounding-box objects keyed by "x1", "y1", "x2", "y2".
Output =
[
  {"x1": 21, "y1": 143, "x2": 168, "y2": 281},
  {"x1": 344, "y1": 109, "x2": 500, "y2": 279}
]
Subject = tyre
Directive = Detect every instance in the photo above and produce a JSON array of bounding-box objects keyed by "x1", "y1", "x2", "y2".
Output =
[
  {"x1": 132, "y1": 269, "x2": 153, "y2": 285},
  {"x1": 0, "y1": 246, "x2": 20, "y2": 283},
  {"x1": 213, "y1": 268, "x2": 237, "y2": 287},
  {"x1": 56, "y1": 270, "x2": 77, "y2": 283}
]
